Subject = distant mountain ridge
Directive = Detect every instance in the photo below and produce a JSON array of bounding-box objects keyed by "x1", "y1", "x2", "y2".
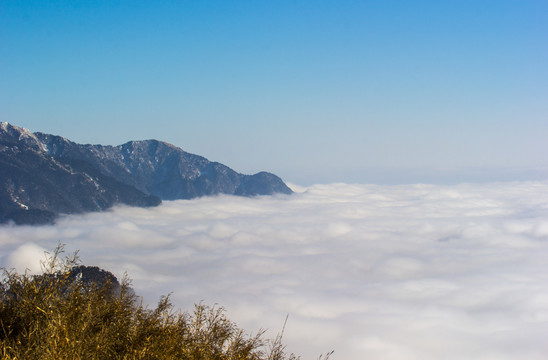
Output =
[{"x1": 0, "y1": 122, "x2": 292, "y2": 224}]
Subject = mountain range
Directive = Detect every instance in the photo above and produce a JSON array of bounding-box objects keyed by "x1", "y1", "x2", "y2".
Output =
[{"x1": 0, "y1": 122, "x2": 292, "y2": 225}]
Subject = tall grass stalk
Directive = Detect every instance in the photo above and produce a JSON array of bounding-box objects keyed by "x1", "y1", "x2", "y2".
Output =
[{"x1": 0, "y1": 245, "x2": 332, "y2": 360}]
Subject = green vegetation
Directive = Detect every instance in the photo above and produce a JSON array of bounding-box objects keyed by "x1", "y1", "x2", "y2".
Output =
[{"x1": 0, "y1": 246, "x2": 332, "y2": 360}]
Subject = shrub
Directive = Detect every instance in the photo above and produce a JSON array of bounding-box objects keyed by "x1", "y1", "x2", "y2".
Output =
[{"x1": 0, "y1": 245, "x2": 331, "y2": 360}]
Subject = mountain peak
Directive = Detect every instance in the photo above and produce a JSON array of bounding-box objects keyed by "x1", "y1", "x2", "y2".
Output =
[
  {"x1": 1, "y1": 123, "x2": 292, "y2": 225},
  {"x1": 0, "y1": 122, "x2": 48, "y2": 153}
]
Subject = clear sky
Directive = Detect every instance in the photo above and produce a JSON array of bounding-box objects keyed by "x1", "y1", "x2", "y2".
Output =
[{"x1": 1, "y1": 1, "x2": 547, "y2": 185}]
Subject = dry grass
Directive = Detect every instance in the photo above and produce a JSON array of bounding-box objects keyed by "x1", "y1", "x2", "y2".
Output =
[{"x1": 0, "y1": 245, "x2": 332, "y2": 360}]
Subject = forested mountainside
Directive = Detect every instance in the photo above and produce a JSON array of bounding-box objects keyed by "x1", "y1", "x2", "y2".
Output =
[{"x1": 0, "y1": 122, "x2": 292, "y2": 224}]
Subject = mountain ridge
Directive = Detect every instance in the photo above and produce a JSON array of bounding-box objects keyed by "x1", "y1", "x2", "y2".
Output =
[{"x1": 0, "y1": 122, "x2": 292, "y2": 224}]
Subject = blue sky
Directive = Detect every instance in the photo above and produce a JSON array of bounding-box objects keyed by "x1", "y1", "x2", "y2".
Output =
[{"x1": 1, "y1": 1, "x2": 547, "y2": 185}]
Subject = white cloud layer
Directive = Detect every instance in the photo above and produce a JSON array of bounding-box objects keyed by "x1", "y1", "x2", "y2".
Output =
[{"x1": 1, "y1": 181, "x2": 548, "y2": 359}]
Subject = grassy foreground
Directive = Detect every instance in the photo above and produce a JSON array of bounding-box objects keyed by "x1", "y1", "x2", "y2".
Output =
[{"x1": 0, "y1": 246, "x2": 332, "y2": 360}]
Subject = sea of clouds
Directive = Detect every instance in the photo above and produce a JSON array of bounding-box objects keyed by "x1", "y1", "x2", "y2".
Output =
[{"x1": 1, "y1": 181, "x2": 548, "y2": 359}]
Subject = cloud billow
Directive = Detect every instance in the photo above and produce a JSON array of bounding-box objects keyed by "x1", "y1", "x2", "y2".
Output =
[{"x1": 1, "y1": 181, "x2": 548, "y2": 359}]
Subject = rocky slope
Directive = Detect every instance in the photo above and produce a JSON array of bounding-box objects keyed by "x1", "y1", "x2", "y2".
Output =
[{"x1": 0, "y1": 122, "x2": 292, "y2": 225}]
